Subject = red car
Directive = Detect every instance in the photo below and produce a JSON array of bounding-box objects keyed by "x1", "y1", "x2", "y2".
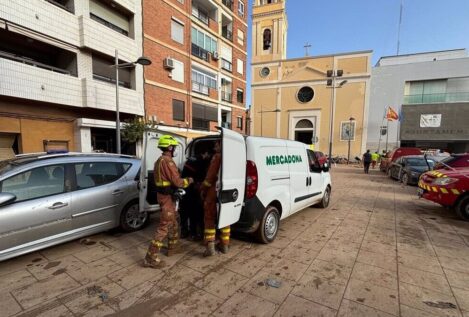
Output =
[
  {"x1": 380, "y1": 147, "x2": 422, "y2": 173},
  {"x1": 419, "y1": 168, "x2": 469, "y2": 220},
  {"x1": 434, "y1": 153, "x2": 469, "y2": 169}
]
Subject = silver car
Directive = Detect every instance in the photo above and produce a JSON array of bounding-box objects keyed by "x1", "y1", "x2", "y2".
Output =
[{"x1": 0, "y1": 153, "x2": 148, "y2": 261}]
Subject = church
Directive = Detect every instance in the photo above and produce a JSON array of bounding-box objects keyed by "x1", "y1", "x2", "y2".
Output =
[{"x1": 251, "y1": 0, "x2": 372, "y2": 159}]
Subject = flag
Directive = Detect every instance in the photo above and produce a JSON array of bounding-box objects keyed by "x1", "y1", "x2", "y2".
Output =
[{"x1": 386, "y1": 106, "x2": 399, "y2": 121}]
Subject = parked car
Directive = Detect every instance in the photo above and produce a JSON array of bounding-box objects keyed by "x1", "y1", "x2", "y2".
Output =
[
  {"x1": 419, "y1": 167, "x2": 469, "y2": 220},
  {"x1": 434, "y1": 153, "x2": 469, "y2": 170},
  {"x1": 388, "y1": 155, "x2": 436, "y2": 185},
  {"x1": 380, "y1": 147, "x2": 422, "y2": 173},
  {"x1": 0, "y1": 153, "x2": 146, "y2": 261}
]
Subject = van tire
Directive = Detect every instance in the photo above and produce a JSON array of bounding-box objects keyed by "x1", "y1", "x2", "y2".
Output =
[
  {"x1": 455, "y1": 196, "x2": 469, "y2": 221},
  {"x1": 318, "y1": 186, "x2": 331, "y2": 208},
  {"x1": 256, "y1": 206, "x2": 280, "y2": 244},
  {"x1": 120, "y1": 200, "x2": 149, "y2": 232}
]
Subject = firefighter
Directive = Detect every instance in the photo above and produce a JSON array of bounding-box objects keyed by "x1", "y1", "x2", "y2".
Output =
[
  {"x1": 200, "y1": 140, "x2": 230, "y2": 256},
  {"x1": 143, "y1": 135, "x2": 193, "y2": 268}
]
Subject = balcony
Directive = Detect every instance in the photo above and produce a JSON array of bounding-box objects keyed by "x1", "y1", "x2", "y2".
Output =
[
  {"x1": 191, "y1": 43, "x2": 210, "y2": 62},
  {"x1": 192, "y1": 118, "x2": 210, "y2": 131},
  {"x1": 222, "y1": 0, "x2": 233, "y2": 10},
  {"x1": 191, "y1": 0, "x2": 218, "y2": 29},
  {"x1": 221, "y1": 91, "x2": 232, "y2": 102},
  {"x1": 0, "y1": 50, "x2": 72, "y2": 75},
  {"x1": 221, "y1": 59, "x2": 232, "y2": 72},
  {"x1": 404, "y1": 92, "x2": 469, "y2": 104},
  {"x1": 192, "y1": 82, "x2": 209, "y2": 95},
  {"x1": 222, "y1": 28, "x2": 233, "y2": 42}
]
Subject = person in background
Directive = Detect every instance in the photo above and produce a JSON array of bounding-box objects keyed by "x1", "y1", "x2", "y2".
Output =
[
  {"x1": 371, "y1": 151, "x2": 380, "y2": 169},
  {"x1": 363, "y1": 150, "x2": 372, "y2": 174}
]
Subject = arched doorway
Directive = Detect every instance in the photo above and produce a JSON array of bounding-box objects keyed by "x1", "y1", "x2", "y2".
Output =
[{"x1": 294, "y1": 119, "x2": 314, "y2": 144}]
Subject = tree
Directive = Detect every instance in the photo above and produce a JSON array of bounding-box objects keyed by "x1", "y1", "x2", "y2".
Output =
[{"x1": 121, "y1": 117, "x2": 157, "y2": 143}]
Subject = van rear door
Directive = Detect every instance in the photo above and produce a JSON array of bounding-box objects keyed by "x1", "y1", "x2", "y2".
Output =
[
  {"x1": 217, "y1": 128, "x2": 246, "y2": 228},
  {"x1": 139, "y1": 131, "x2": 186, "y2": 212}
]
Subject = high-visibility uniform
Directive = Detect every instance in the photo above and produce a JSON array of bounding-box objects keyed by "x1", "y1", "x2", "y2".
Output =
[
  {"x1": 201, "y1": 153, "x2": 230, "y2": 246},
  {"x1": 146, "y1": 152, "x2": 190, "y2": 263}
]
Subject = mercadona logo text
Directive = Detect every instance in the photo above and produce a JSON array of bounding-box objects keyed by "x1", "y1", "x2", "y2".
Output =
[{"x1": 266, "y1": 155, "x2": 303, "y2": 166}]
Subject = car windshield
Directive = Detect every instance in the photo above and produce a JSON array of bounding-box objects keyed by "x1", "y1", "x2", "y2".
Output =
[{"x1": 406, "y1": 158, "x2": 432, "y2": 167}]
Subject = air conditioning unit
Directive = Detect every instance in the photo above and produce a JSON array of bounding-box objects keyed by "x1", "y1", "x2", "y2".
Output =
[
  {"x1": 163, "y1": 57, "x2": 174, "y2": 69},
  {"x1": 212, "y1": 52, "x2": 220, "y2": 60}
]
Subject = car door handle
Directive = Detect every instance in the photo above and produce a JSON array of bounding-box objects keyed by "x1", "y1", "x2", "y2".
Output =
[
  {"x1": 48, "y1": 202, "x2": 69, "y2": 210},
  {"x1": 112, "y1": 190, "x2": 124, "y2": 196}
]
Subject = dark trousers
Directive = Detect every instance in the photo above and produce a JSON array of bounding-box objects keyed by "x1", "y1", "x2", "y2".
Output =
[
  {"x1": 180, "y1": 187, "x2": 204, "y2": 237},
  {"x1": 364, "y1": 162, "x2": 371, "y2": 174}
]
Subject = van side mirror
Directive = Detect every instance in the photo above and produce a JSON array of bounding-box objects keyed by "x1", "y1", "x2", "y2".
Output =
[
  {"x1": 0, "y1": 193, "x2": 16, "y2": 207},
  {"x1": 322, "y1": 163, "x2": 330, "y2": 172}
]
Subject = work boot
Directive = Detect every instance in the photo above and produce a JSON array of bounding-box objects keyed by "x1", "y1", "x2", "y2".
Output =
[
  {"x1": 142, "y1": 254, "x2": 164, "y2": 269},
  {"x1": 166, "y1": 241, "x2": 181, "y2": 257},
  {"x1": 218, "y1": 244, "x2": 229, "y2": 254},
  {"x1": 203, "y1": 241, "x2": 216, "y2": 257}
]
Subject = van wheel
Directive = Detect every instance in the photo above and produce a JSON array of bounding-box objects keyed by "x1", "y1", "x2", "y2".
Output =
[
  {"x1": 256, "y1": 206, "x2": 280, "y2": 244},
  {"x1": 456, "y1": 196, "x2": 469, "y2": 221},
  {"x1": 401, "y1": 173, "x2": 409, "y2": 185},
  {"x1": 318, "y1": 186, "x2": 331, "y2": 208},
  {"x1": 120, "y1": 200, "x2": 149, "y2": 232}
]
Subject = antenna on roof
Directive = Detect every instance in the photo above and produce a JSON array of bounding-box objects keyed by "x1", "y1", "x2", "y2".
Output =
[
  {"x1": 304, "y1": 43, "x2": 312, "y2": 56},
  {"x1": 396, "y1": 0, "x2": 403, "y2": 55}
]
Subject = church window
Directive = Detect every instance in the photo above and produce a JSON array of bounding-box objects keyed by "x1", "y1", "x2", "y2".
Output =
[
  {"x1": 263, "y1": 29, "x2": 272, "y2": 50},
  {"x1": 260, "y1": 67, "x2": 270, "y2": 77},
  {"x1": 297, "y1": 86, "x2": 315, "y2": 103}
]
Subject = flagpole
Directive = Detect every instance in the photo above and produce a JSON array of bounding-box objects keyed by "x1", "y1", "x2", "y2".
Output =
[
  {"x1": 377, "y1": 106, "x2": 387, "y2": 153},
  {"x1": 385, "y1": 118, "x2": 390, "y2": 153},
  {"x1": 396, "y1": 106, "x2": 401, "y2": 147}
]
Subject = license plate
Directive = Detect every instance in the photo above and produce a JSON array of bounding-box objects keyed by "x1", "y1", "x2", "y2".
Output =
[{"x1": 417, "y1": 188, "x2": 424, "y2": 197}]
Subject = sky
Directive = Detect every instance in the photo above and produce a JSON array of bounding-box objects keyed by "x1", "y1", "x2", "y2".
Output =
[{"x1": 246, "y1": 0, "x2": 469, "y2": 106}]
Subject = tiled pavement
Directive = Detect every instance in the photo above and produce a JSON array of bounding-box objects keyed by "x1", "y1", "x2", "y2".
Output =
[{"x1": 2, "y1": 166, "x2": 469, "y2": 317}]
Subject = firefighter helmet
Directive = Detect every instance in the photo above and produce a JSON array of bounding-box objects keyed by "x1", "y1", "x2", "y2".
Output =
[{"x1": 158, "y1": 135, "x2": 179, "y2": 149}]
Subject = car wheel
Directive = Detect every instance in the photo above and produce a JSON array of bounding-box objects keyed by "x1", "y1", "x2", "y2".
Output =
[
  {"x1": 256, "y1": 205, "x2": 280, "y2": 244},
  {"x1": 120, "y1": 200, "x2": 149, "y2": 232},
  {"x1": 401, "y1": 173, "x2": 409, "y2": 185},
  {"x1": 318, "y1": 186, "x2": 331, "y2": 208},
  {"x1": 455, "y1": 196, "x2": 469, "y2": 221}
]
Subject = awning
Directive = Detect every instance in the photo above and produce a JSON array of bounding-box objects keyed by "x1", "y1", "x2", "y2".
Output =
[
  {"x1": 0, "y1": 134, "x2": 16, "y2": 161},
  {"x1": 6, "y1": 22, "x2": 76, "y2": 52}
]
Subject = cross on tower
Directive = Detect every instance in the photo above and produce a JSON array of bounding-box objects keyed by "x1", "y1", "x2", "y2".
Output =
[{"x1": 304, "y1": 43, "x2": 312, "y2": 56}]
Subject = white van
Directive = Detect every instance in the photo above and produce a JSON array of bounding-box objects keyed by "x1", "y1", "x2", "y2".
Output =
[{"x1": 139, "y1": 128, "x2": 331, "y2": 243}]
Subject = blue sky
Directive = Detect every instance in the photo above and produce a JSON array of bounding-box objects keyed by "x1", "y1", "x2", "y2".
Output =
[{"x1": 246, "y1": 0, "x2": 469, "y2": 105}]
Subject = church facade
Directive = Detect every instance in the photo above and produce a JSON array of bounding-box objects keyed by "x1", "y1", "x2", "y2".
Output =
[{"x1": 251, "y1": 0, "x2": 372, "y2": 158}]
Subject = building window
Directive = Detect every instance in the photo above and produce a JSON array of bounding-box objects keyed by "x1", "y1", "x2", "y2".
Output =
[
  {"x1": 340, "y1": 121, "x2": 356, "y2": 141},
  {"x1": 92, "y1": 53, "x2": 133, "y2": 89},
  {"x1": 191, "y1": 27, "x2": 217, "y2": 53},
  {"x1": 192, "y1": 6, "x2": 209, "y2": 25},
  {"x1": 237, "y1": 116, "x2": 243, "y2": 130},
  {"x1": 192, "y1": 68, "x2": 217, "y2": 95},
  {"x1": 221, "y1": 78, "x2": 232, "y2": 102},
  {"x1": 177, "y1": 0, "x2": 184, "y2": 3},
  {"x1": 171, "y1": 59, "x2": 184, "y2": 83},
  {"x1": 237, "y1": 89, "x2": 244, "y2": 103},
  {"x1": 238, "y1": 0, "x2": 245, "y2": 17},
  {"x1": 172, "y1": 99, "x2": 185, "y2": 121},
  {"x1": 297, "y1": 86, "x2": 315, "y2": 103},
  {"x1": 192, "y1": 104, "x2": 218, "y2": 130},
  {"x1": 263, "y1": 29, "x2": 272, "y2": 50},
  {"x1": 45, "y1": 0, "x2": 75, "y2": 13},
  {"x1": 89, "y1": 0, "x2": 132, "y2": 37},
  {"x1": 171, "y1": 18, "x2": 184, "y2": 44},
  {"x1": 237, "y1": 29, "x2": 244, "y2": 46},
  {"x1": 237, "y1": 59, "x2": 244, "y2": 75}
]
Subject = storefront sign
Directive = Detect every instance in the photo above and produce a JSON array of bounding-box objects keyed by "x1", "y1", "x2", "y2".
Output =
[{"x1": 420, "y1": 114, "x2": 442, "y2": 128}]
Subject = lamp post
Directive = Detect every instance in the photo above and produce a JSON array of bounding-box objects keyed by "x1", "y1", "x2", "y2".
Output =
[
  {"x1": 347, "y1": 116, "x2": 355, "y2": 164},
  {"x1": 326, "y1": 70, "x2": 347, "y2": 166},
  {"x1": 258, "y1": 106, "x2": 280, "y2": 137},
  {"x1": 114, "y1": 50, "x2": 152, "y2": 154}
]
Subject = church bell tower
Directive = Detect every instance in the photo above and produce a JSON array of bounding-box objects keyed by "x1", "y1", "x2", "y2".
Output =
[{"x1": 252, "y1": 0, "x2": 288, "y2": 63}]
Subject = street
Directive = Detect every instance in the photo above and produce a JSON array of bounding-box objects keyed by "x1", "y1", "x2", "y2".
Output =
[{"x1": 1, "y1": 166, "x2": 469, "y2": 317}]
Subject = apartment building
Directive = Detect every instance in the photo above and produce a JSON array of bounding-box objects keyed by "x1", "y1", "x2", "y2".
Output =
[
  {"x1": 0, "y1": 0, "x2": 144, "y2": 157},
  {"x1": 142, "y1": 0, "x2": 248, "y2": 137}
]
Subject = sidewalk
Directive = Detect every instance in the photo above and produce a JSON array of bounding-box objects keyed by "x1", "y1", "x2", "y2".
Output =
[{"x1": 1, "y1": 166, "x2": 469, "y2": 317}]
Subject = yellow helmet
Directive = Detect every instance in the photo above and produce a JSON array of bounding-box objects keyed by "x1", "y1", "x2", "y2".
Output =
[{"x1": 158, "y1": 135, "x2": 179, "y2": 149}]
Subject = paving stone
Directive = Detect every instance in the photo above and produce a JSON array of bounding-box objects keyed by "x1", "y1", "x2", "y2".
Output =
[
  {"x1": 351, "y1": 262, "x2": 398, "y2": 290},
  {"x1": 0, "y1": 292, "x2": 22, "y2": 317},
  {"x1": 157, "y1": 264, "x2": 204, "y2": 295},
  {"x1": 26, "y1": 255, "x2": 84, "y2": 281},
  {"x1": 344, "y1": 278, "x2": 399, "y2": 316},
  {"x1": 73, "y1": 243, "x2": 118, "y2": 263},
  {"x1": 107, "y1": 263, "x2": 164, "y2": 290},
  {"x1": 338, "y1": 299, "x2": 395, "y2": 317},
  {"x1": 434, "y1": 245, "x2": 469, "y2": 260},
  {"x1": 243, "y1": 270, "x2": 297, "y2": 304},
  {"x1": 305, "y1": 259, "x2": 353, "y2": 285},
  {"x1": 66, "y1": 258, "x2": 123, "y2": 285},
  {"x1": 106, "y1": 246, "x2": 148, "y2": 268},
  {"x1": 0, "y1": 269, "x2": 36, "y2": 292},
  {"x1": 80, "y1": 303, "x2": 115, "y2": 316},
  {"x1": 14, "y1": 301, "x2": 73, "y2": 317},
  {"x1": 194, "y1": 267, "x2": 248, "y2": 300},
  {"x1": 274, "y1": 294, "x2": 337, "y2": 317},
  {"x1": 316, "y1": 245, "x2": 359, "y2": 268},
  {"x1": 444, "y1": 269, "x2": 469, "y2": 291},
  {"x1": 356, "y1": 249, "x2": 397, "y2": 272},
  {"x1": 0, "y1": 253, "x2": 47, "y2": 277},
  {"x1": 212, "y1": 290, "x2": 278, "y2": 317},
  {"x1": 399, "y1": 265, "x2": 451, "y2": 293},
  {"x1": 399, "y1": 282, "x2": 460, "y2": 317},
  {"x1": 438, "y1": 256, "x2": 469, "y2": 274},
  {"x1": 453, "y1": 288, "x2": 469, "y2": 312},
  {"x1": 224, "y1": 254, "x2": 266, "y2": 278},
  {"x1": 361, "y1": 240, "x2": 397, "y2": 257},
  {"x1": 397, "y1": 253, "x2": 444, "y2": 275},
  {"x1": 162, "y1": 286, "x2": 223, "y2": 316},
  {"x1": 39, "y1": 242, "x2": 89, "y2": 261},
  {"x1": 276, "y1": 244, "x2": 320, "y2": 265},
  {"x1": 12, "y1": 274, "x2": 80, "y2": 309},
  {"x1": 400, "y1": 304, "x2": 454, "y2": 317}
]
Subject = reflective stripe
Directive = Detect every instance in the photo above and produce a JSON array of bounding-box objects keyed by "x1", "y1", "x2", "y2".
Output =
[
  {"x1": 169, "y1": 240, "x2": 179, "y2": 244},
  {"x1": 440, "y1": 188, "x2": 449, "y2": 194},
  {"x1": 205, "y1": 229, "x2": 216, "y2": 233},
  {"x1": 221, "y1": 228, "x2": 231, "y2": 233},
  {"x1": 152, "y1": 240, "x2": 164, "y2": 247},
  {"x1": 203, "y1": 180, "x2": 212, "y2": 187},
  {"x1": 432, "y1": 187, "x2": 438, "y2": 193},
  {"x1": 205, "y1": 235, "x2": 216, "y2": 240},
  {"x1": 452, "y1": 189, "x2": 460, "y2": 195},
  {"x1": 220, "y1": 236, "x2": 230, "y2": 240},
  {"x1": 156, "y1": 181, "x2": 171, "y2": 187},
  {"x1": 183, "y1": 178, "x2": 189, "y2": 188}
]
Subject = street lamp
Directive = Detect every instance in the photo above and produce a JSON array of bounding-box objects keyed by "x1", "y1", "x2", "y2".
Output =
[
  {"x1": 113, "y1": 50, "x2": 152, "y2": 154},
  {"x1": 258, "y1": 106, "x2": 280, "y2": 137},
  {"x1": 347, "y1": 116, "x2": 355, "y2": 164},
  {"x1": 326, "y1": 69, "x2": 347, "y2": 167}
]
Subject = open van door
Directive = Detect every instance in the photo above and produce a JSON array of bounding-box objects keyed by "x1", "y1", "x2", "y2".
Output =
[
  {"x1": 217, "y1": 128, "x2": 246, "y2": 229},
  {"x1": 139, "y1": 131, "x2": 186, "y2": 212}
]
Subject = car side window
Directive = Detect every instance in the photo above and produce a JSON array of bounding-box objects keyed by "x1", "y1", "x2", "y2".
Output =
[
  {"x1": 74, "y1": 162, "x2": 131, "y2": 190},
  {"x1": 0, "y1": 165, "x2": 66, "y2": 202},
  {"x1": 307, "y1": 150, "x2": 320, "y2": 172}
]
